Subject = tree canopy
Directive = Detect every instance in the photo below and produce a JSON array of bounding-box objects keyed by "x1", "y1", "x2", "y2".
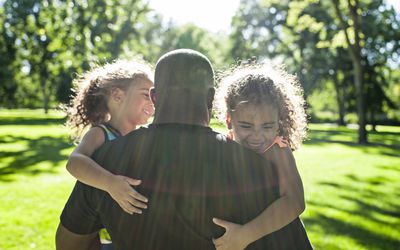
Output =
[{"x1": 0, "y1": 0, "x2": 399, "y2": 143}]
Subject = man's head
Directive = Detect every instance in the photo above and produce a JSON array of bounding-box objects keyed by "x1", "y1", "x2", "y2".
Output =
[{"x1": 150, "y1": 49, "x2": 215, "y2": 125}]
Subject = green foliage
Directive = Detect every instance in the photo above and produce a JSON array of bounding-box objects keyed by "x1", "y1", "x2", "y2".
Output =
[
  {"x1": 0, "y1": 0, "x2": 153, "y2": 110},
  {"x1": 0, "y1": 0, "x2": 399, "y2": 128},
  {"x1": 0, "y1": 1, "x2": 232, "y2": 110},
  {"x1": 228, "y1": 0, "x2": 400, "y2": 131},
  {"x1": 142, "y1": 20, "x2": 230, "y2": 70}
]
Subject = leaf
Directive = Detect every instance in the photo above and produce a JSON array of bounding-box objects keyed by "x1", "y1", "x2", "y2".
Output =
[
  {"x1": 48, "y1": 38, "x2": 62, "y2": 52},
  {"x1": 294, "y1": 14, "x2": 324, "y2": 33},
  {"x1": 331, "y1": 30, "x2": 349, "y2": 48}
]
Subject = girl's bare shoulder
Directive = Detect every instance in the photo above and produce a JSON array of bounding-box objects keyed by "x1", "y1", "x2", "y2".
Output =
[
  {"x1": 75, "y1": 126, "x2": 106, "y2": 154},
  {"x1": 264, "y1": 145, "x2": 295, "y2": 165}
]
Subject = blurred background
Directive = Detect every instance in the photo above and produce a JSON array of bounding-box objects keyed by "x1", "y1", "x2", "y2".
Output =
[
  {"x1": 1, "y1": 0, "x2": 399, "y2": 132},
  {"x1": 0, "y1": 0, "x2": 399, "y2": 249}
]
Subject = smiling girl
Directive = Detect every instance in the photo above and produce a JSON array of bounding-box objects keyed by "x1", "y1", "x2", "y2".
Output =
[
  {"x1": 64, "y1": 59, "x2": 155, "y2": 247},
  {"x1": 213, "y1": 63, "x2": 309, "y2": 250}
]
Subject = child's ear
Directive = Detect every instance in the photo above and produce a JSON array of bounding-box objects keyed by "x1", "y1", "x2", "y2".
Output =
[
  {"x1": 150, "y1": 87, "x2": 156, "y2": 105},
  {"x1": 226, "y1": 113, "x2": 232, "y2": 129},
  {"x1": 110, "y1": 87, "x2": 124, "y2": 103}
]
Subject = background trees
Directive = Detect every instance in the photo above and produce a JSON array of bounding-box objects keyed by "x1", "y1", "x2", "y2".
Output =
[
  {"x1": 228, "y1": 0, "x2": 399, "y2": 143},
  {"x1": 0, "y1": 0, "x2": 399, "y2": 143}
]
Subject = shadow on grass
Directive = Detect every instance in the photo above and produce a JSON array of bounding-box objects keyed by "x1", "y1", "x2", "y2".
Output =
[
  {"x1": 307, "y1": 129, "x2": 400, "y2": 145},
  {"x1": 303, "y1": 213, "x2": 399, "y2": 250},
  {"x1": 340, "y1": 194, "x2": 400, "y2": 217},
  {"x1": 305, "y1": 129, "x2": 400, "y2": 158},
  {"x1": 344, "y1": 173, "x2": 392, "y2": 186},
  {"x1": 309, "y1": 173, "x2": 400, "y2": 249},
  {"x1": 0, "y1": 117, "x2": 66, "y2": 126},
  {"x1": 0, "y1": 135, "x2": 73, "y2": 181},
  {"x1": 379, "y1": 165, "x2": 400, "y2": 173}
]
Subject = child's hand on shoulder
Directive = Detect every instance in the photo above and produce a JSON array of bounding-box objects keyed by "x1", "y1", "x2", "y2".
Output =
[
  {"x1": 106, "y1": 175, "x2": 148, "y2": 214},
  {"x1": 212, "y1": 218, "x2": 251, "y2": 250}
]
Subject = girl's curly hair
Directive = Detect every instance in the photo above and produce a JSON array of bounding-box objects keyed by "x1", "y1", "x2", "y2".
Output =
[
  {"x1": 215, "y1": 63, "x2": 307, "y2": 150},
  {"x1": 65, "y1": 59, "x2": 153, "y2": 140}
]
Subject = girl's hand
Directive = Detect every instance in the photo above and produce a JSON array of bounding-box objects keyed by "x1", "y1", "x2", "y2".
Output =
[
  {"x1": 212, "y1": 218, "x2": 251, "y2": 250},
  {"x1": 107, "y1": 175, "x2": 148, "y2": 214}
]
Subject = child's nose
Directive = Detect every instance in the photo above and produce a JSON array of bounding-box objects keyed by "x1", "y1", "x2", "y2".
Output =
[{"x1": 252, "y1": 129, "x2": 262, "y2": 139}]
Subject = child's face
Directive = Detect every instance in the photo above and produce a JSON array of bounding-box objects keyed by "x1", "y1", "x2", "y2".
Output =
[
  {"x1": 229, "y1": 102, "x2": 279, "y2": 153},
  {"x1": 122, "y1": 78, "x2": 154, "y2": 126}
]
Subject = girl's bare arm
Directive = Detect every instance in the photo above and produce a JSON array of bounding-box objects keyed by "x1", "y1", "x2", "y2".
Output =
[
  {"x1": 213, "y1": 146, "x2": 305, "y2": 249},
  {"x1": 241, "y1": 146, "x2": 305, "y2": 243},
  {"x1": 66, "y1": 127, "x2": 147, "y2": 214}
]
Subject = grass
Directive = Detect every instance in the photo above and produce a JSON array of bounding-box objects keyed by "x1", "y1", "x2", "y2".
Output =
[
  {"x1": 0, "y1": 109, "x2": 399, "y2": 249},
  {"x1": 296, "y1": 124, "x2": 400, "y2": 249},
  {"x1": 0, "y1": 109, "x2": 75, "y2": 249}
]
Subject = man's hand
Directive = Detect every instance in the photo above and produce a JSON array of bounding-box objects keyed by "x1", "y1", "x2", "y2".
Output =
[
  {"x1": 106, "y1": 175, "x2": 148, "y2": 214},
  {"x1": 212, "y1": 218, "x2": 251, "y2": 250}
]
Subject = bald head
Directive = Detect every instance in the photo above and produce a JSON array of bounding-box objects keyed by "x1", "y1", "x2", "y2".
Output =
[
  {"x1": 154, "y1": 49, "x2": 214, "y2": 92},
  {"x1": 151, "y1": 49, "x2": 215, "y2": 126}
]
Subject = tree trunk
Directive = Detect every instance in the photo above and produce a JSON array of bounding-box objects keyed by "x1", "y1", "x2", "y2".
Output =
[
  {"x1": 43, "y1": 95, "x2": 49, "y2": 114},
  {"x1": 41, "y1": 77, "x2": 49, "y2": 114},
  {"x1": 370, "y1": 110, "x2": 377, "y2": 132},
  {"x1": 40, "y1": 54, "x2": 50, "y2": 114},
  {"x1": 332, "y1": 0, "x2": 368, "y2": 144},
  {"x1": 353, "y1": 57, "x2": 367, "y2": 143},
  {"x1": 333, "y1": 72, "x2": 346, "y2": 126}
]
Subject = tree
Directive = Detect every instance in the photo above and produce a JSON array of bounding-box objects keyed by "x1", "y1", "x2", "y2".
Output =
[
  {"x1": 228, "y1": 0, "x2": 400, "y2": 143},
  {"x1": 331, "y1": 0, "x2": 367, "y2": 143},
  {"x1": 0, "y1": 5, "x2": 18, "y2": 108},
  {"x1": 0, "y1": 0, "x2": 153, "y2": 111},
  {"x1": 143, "y1": 20, "x2": 230, "y2": 70}
]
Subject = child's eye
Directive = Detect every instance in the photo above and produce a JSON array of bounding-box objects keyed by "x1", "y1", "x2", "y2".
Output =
[
  {"x1": 240, "y1": 125, "x2": 251, "y2": 129},
  {"x1": 263, "y1": 126, "x2": 273, "y2": 129}
]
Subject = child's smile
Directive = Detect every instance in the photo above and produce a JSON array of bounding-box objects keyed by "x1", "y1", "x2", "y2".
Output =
[
  {"x1": 230, "y1": 102, "x2": 279, "y2": 153},
  {"x1": 124, "y1": 79, "x2": 154, "y2": 126}
]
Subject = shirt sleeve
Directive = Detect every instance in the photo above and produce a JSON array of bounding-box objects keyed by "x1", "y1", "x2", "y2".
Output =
[{"x1": 60, "y1": 181, "x2": 103, "y2": 234}]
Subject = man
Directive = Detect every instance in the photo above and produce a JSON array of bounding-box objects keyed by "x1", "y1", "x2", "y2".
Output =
[{"x1": 56, "y1": 49, "x2": 311, "y2": 249}]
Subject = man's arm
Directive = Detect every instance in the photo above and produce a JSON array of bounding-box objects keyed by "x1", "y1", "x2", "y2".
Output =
[
  {"x1": 56, "y1": 180, "x2": 104, "y2": 249},
  {"x1": 55, "y1": 223, "x2": 100, "y2": 250}
]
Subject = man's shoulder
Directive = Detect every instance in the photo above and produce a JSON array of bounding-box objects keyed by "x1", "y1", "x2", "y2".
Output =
[
  {"x1": 91, "y1": 127, "x2": 148, "y2": 159},
  {"x1": 200, "y1": 130, "x2": 267, "y2": 167}
]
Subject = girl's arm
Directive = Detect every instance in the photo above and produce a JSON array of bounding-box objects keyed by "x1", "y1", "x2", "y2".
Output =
[
  {"x1": 213, "y1": 146, "x2": 305, "y2": 249},
  {"x1": 66, "y1": 127, "x2": 148, "y2": 214}
]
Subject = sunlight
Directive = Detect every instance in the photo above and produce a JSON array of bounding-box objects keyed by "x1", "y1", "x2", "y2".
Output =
[{"x1": 148, "y1": 0, "x2": 240, "y2": 32}]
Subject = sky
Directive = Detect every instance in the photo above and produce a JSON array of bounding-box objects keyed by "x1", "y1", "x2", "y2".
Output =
[
  {"x1": 149, "y1": 0, "x2": 400, "y2": 33},
  {"x1": 0, "y1": 0, "x2": 397, "y2": 32},
  {"x1": 148, "y1": 0, "x2": 241, "y2": 33}
]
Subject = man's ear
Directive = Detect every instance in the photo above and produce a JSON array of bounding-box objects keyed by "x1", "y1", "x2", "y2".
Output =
[
  {"x1": 226, "y1": 113, "x2": 232, "y2": 129},
  {"x1": 207, "y1": 88, "x2": 215, "y2": 109},
  {"x1": 150, "y1": 87, "x2": 156, "y2": 105}
]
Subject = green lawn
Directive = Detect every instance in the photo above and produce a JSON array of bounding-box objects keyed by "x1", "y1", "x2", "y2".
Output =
[{"x1": 0, "y1": 110, "x2": 399, "y2": 249}]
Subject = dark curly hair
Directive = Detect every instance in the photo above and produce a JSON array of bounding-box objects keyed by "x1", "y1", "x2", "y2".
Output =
[
  {"x1": 65, "y1": 59, "x2": 153, "y2": 140},
  {"x1": 215, "y1": 63, "x2": 307, "y2": 150}
]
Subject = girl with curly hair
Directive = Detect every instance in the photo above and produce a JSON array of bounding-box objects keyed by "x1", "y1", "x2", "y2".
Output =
[
  {"x1": 65, "y1": 59, "x2": 154, "y2": 216},
  {"x1": 212, "y1": 63, "x2": 308, "y2": 250}
]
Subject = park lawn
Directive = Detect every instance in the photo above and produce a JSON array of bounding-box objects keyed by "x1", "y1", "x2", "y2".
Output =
[
  {"x1": 0, "y1": 110, "x2": 399, "y2": 249},
  {"x1": 296, "y1": 124, "x2": 400, "y2": 249},
  {"x1": 0, "y1": 110, "x2": 76, "y2": 249}
]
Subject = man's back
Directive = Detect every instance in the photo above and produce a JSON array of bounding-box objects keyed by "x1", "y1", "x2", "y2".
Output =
[{"x1": 61, "y1": 124, "x2": 311, "y2": 249}]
